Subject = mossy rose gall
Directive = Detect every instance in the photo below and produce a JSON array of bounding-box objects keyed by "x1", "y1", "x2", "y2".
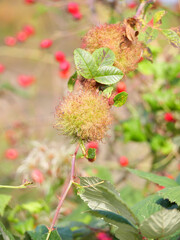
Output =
[{"x1": 55, "y1": 90, "x2": 112, "y2": 142}]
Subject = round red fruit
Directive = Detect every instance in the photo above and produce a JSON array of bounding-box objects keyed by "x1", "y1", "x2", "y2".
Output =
[
  {"x1": 23, "y1": 25, "x2": 35, "y2": 36},
  {"x1": 164, "y1": 113, "x2": 176, "y2": 123},
  {"x1": 67, "y1": 2, "x2": 79, "y2": 14},
  {"x1": 127, "y1": 1, "x2": 137, "y2": 9},
  {"x1": 17, "y1": 31, "x2": 28, "y2": 42},
  {"x1": 116, "y1": 82, "x2": 126, "y2": 93},
  {"x1": 119, "y1": 156, "x2": 129, "y2": 167},
  {"x1": 31, "y1": 169, "x2": 44, "y2": 184},
  {"x1": 5, "y1": 148, "x2": 18, "y2": 160},
  {"x1": 17, "y1": 75, "x2": 35, "y2": 87},
  {"x1": 59, "y1": 60, "x2": 70, "y2": 71},
  {"x1": 55, "y1": 51, "x2": 65, "y2": 62},
  {"x1": 25, "y1": 0, "x2": 36, "y2": 4},
  {"x1": 72, "y1": 11, "x2": 82, "y2": 20},
  {"x1": 0, "y1": 64, "x2": 5, "y2": 73},
  {"x1": 40, "y1": 39, "x2": 53, "y2": 49},
  {"x1": 4, "y1": 36, "x2": 16, "y2": 46},
  {"x1": 59, "y1": 69, "x2": 70, "y2": 79},
  {"x1": 86, "y1": 141, "x2": 99, "y2": 152}
]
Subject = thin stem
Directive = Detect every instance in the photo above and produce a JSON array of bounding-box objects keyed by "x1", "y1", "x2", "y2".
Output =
[
  {"x1": 135, "y1": 0, "x2": 155, "y2": 19},
  {"x1": 46, "y1": 144, "x2": 79, "y2": 240},
  {"x1": 0, "y1": 181, "x2": 33, "y2": 189}
]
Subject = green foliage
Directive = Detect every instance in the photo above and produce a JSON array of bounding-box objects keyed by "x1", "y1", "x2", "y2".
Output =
[
  {"x1": 158, "y1": 186, "x2": 180, "y2": 206},
  {"x1": 87, "y1": 148, "x2": 96, "y2": 160},
  {"x1": 74, "y1": 48, "x2": 124, "y2": 85},
  {"x1": 92, "y1": 47, "x2": 115, "y2": 67},
  {"x1": 113, "y1": 92, "x2": 128, "y2": 107},
  {"x1": 67, "y1": 71, "x2": 77, "y2": 92},
  {"x1": 153, "y1": 10, "x2": 166, "y2": 26},
  {"x1": 0, "y1": 221, "x2": 15, "y2": 240},
  {"x1": 78, "y1": 177, "x2": 139, "y2": 226},
  {"x1": 0, "y1": 194, "x2": 11, "y2": 216},
  {"x1": 150, "y1": 135, "x2": 173, "y2": 155},
  {"x1": 102, "y1": 86, "x2": 114, "y2": 98},
  {"x1": 161, "y1": 29, "x2": 180, "y2": 48},
  {"x1": 127, "y1": 168, "x2": 179, "y2": 187},
  {"x1": 140, "y1": 209, "x2": 180, "y2": 238}
]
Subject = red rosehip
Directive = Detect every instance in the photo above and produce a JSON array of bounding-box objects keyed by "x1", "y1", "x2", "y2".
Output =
[
  {"x1": 116, "y1": 82, "x2": 126, "y2": 93},
  {"x1": 166, "y1": 174, "x2": 174, "y2": 179},
  {"x1": 55, "y1": 51, "x2": 65, "y2": 62},
  {"x1": 86, "y1": 141, "x2": 99, "y2": 153},
  {"x1": 67, "y1": 2, "x2": 79, "y2": 14},
  {"x1": 119, "y1": 156, "x2": 129, "y2": 167},
  {"x1": 17, "y1": 31, "x2": 28, "y2": 42},
  {"x1": 0, "y1": 64, "x2": 5, "y2": 73},
  {"x1": 156, "y1": 185, "x2": 165, "y2": 191},
  {"x1": 59, "y1": 69, "x2": 70, "y2": 79},
  {"x1": 72, "y1": 11, "x2": 82, "y2": 20},
  {"x1": 59, "y1": 60, "x2": 70, "y2": 71},
  {"x1": 17, "y1": 75, "x2": 35, "y2": 87},
  {"x1": 31, "y1": 169, "x2": 44, "y2": 184},
  {"x1": 40, "y1": 39, "x2": 53, "y2": 49},
  {"x1": 97, "y1": 232, "x2": 112, "y2": 240},
  {"x1": 5, "y1": 148, "x2": 18, "y2": 160},
  {"x1": 127, "y1": 1, "x2": 137, "y2": 9},
  {"x1": 23, "y1": 25, "x2": 35, "y2": 36},
  {"x1": 164, "y1": 113, "x2": 176, "y2": 122},
  {"x1": 25, "y1": 0, "x2": 36, "y2": 4},
  {"x1": 4, "y1": 36, "x2": 16, "y2": 46}
]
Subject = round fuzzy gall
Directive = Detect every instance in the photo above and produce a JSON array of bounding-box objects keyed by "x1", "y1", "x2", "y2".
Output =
[
  {"x1": 55, "y1": 90, "x2": 112, "y2": 142},
  {"x1": 82, "y1": 22, "x2": 143, "y2": 73}
]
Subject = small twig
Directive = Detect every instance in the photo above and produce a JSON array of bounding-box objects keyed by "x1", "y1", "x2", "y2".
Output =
[
  {"x1": 46, "y1": 144, "x2": 79, "y2": 240},
  {"x1": 135, "y1": 0, "x2": 155, "y2": 19},
  {"x1": 0, "y1": 181, "x2": 33, "y2": 189}
]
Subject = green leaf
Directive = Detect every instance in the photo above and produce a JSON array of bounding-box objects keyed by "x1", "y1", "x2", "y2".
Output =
[
  {"x1": 92, "y1": 48, "x2": 115, "y2": 67},
  {"x1": 0, "y1": 194, "x2": 11, "y2": 216},
  {"x1": 140, "y1": 209, "x2": 180, "y2": 238},
  {"x1": 113, "y1": 92, "x2": 128, "y2": 107},
  {"x1": 94, "y1": 66, "x2": 123, "y2": 85},
  {"x1": 158, "y1": 186, "x2": 180, "y2": 206},
  {"x1": 87, "y1": 148, "x2": 96, "y2": 160},
  {"x1": 120, "y1": 185, "x2": 144, "y2": 207},
  {"x1": 162, "y1": 29, "x2": 180, "y2": 48},
  {"x1": 26, "y1": 225, "x2": 62, "y2": 240},
  {"x1": 90, "y1": 210, "x2": 141, "y2": 240},
  {"x1": 0, "y1": 221, "x2": 15, "y2": 240},
  {"x1": 127, "y1": 168, "x2": 178, "y2": 187},
  {"x1": 74, "y1": 48, "x2": 98, "y2": 78},
  {"x1": 102, "y1": 86, "x2": 114, "y2": 98},
  {"x1": 132, "y1": 194, "x2": 163, "y2": 223},
  {"x1": 153, "y1": 10, "x2": 166, "y2": 26},
  {"x1": 21, "y1": 201, "x2": 45, "y2": 214},
  {"x1": 78, "y1": 177, "x2": 139, "y2": 226},
  {"x1": 67, "y1": 71, "x2": 77, "y2": 92}
]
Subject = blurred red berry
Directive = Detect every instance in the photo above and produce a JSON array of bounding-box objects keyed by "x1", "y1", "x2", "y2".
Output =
[
  {"x1": 23, "y1": 25, "x2": 35, "y2": 36},
  {"x1": 17, "y1": 75, "x2": 35, "y2": 87},
  {"x1": 97, "y1": 232, "x2": 112, "y2": 240},
  {"x1": 72, "y1": 11, "x2": 82, "y2": 20},
  {"x1": 166, "y1": 174, "x2": 174, "y2": 179},
  {"x1": 5, "y1": 148, "x2": 18, "y2": 160},
  {"x1": 0, "y1": 64, "x2": 5, "y2": 73},
  {"x1": 25, "y1": 0, "x2": 36, "y2": 3},
  {"x1": 40, "y1": 39, "x2": 53, "y2": 49},
  {"x1": 59, "y1": 60, "x2": 70, "y2": 71},
  {"x1": 4, "y1": 36, "x2": 16, "y2": 46},
  {"x1": 31, "y1": 169, "x2": 44, "y2": 184},
  {"x1": 127, "y1": 1, "x2": 137, "y2": 9},
  {"x1": 55, "y1": 51, "x2": 66, "y2": 62},
  {"x1": 59, "y1": 69, "x2": 70, "y2": 79},
  {"x1": 148, "y1": 18, "x2": 154, "y2": 27},
  {"x1": 67, "y1": 2, "x2": 79, "y2": 14},
  {"x1": 86, "y1": 141, "x2": 99, "y2": 153},
  {"x1": 164, "y1": 113, "x2": 176, "y2": 122},
  {"x1": 17, "y1": 31, "x2": 28, "y2": 42},
  {"x1": 119, "y1": 156, "x2": 129, "y2": 167},
  {"x1": 116, "y1": 82, "x2": 126, "y2": 93}
]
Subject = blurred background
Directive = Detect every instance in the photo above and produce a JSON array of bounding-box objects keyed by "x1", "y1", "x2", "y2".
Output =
[{"x1": 0, "y1": 0, "x2": 179, "y2": 237}]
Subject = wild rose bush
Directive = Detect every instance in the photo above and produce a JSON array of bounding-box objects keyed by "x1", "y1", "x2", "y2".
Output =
[{"x1": 0, "y1": 1, "x2": 180, "y2": 240}]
